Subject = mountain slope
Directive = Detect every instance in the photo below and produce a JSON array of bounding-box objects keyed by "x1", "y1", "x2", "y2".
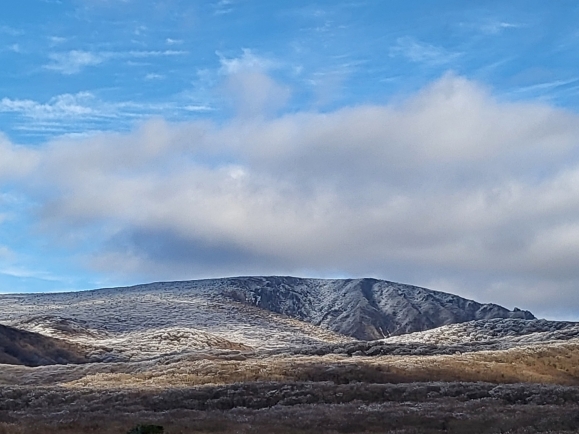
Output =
[
  {"x1": 217, "y1": 276, "x2": 534, "y2": 339},
  {"x1": 0, "y1": 279, "x2": 353, "y2": 358},
  {"x1": 0, "y1": 276, "x2": 534, "y2": 353}
]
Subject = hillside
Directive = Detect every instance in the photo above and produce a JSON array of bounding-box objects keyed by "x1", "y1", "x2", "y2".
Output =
[
  {"x1": 0, "y1": 277, "x2": 534, "y2": 360},
  {"x1": 0, "y1": 323, "x2": 89, "y2": 366},
  {"x1": 216, "y1": 276, "x2": 535, "y2": 339}
]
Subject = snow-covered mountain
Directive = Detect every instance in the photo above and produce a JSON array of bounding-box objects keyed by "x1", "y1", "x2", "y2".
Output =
[{"x1": 0, "y1": 276, "x2": 535, "y2": 361}]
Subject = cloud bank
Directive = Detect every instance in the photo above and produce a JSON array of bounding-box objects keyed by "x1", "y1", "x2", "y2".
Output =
[{"x1": 3, "y1": 73, "x2": 579, "y2": 318}]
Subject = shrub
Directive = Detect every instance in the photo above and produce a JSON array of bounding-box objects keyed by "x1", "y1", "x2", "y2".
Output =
[{"x1": 127, "y1": 425, "x2": 164, "y2": 434}]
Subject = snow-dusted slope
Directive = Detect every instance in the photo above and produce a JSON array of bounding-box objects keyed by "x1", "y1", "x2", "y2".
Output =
[
  {"x1": 0, "y1": 276, "x2": 533, "y2": 360},
  {"x1": 383, "y1": 318, "x2": 579, "y2": 347},
  {"x1": 0, "y1": 279, "x2": 354, "y2": 360},
  {"x1": 214, "y1": 276, "x2": 534, "y2": 339}
]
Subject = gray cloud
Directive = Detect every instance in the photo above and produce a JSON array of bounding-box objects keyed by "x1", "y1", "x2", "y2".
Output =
[
  {"x1": 3, "y1": 73, "x2": 579, "y2": 318},
  {"x1": 0, "y1": 133, "x2": 39, "y2": 179}
]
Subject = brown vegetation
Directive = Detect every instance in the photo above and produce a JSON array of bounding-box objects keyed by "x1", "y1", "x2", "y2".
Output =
[
  {"x1": 3, "y1": 339, "x2": 579, "y2": 432},
  {"x1": 40, "y1": 341, "x2": 579, "y2": 389},
  {"x1": 2, "y1": 384, "x2": 579, "y2": 433}
]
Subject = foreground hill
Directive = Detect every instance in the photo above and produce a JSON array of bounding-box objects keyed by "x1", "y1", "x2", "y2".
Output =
[{"x1": 0, "y1": 323, "x2": 88, "y2": 366}]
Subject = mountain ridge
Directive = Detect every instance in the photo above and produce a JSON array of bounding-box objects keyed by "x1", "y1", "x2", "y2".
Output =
[
  {"x1": 211, "y1": 276, "x2": 535, "y2": 339},
  {"x1": 0, "y1": 275, "x2": 535, "y2": 360}
]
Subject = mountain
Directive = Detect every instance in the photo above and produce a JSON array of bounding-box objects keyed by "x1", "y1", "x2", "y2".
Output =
[
  {"x1": 0, "y1": 323, "x2": 89, "y2": 366},
  {"x1": 0, "y1": 276, "x2": 533, "y2": 360},
  {"x1": 215, "y1": 276, "x2": 534, "y2": 339}
]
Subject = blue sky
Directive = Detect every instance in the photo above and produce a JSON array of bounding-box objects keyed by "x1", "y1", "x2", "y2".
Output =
[{"x1": 1, "y1": 0, "x2": 579, "y2": 319}]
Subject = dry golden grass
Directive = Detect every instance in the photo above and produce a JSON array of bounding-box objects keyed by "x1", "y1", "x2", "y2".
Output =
[
  {"x1": 46, "y1": 341, "x2": 579, "y2": 389},
  {"x1": 399, "y1": 343, "x2": 579, "y2": 385},
  {"x1": 4, "y1": 340, "x2": 579, "y2": 433}
]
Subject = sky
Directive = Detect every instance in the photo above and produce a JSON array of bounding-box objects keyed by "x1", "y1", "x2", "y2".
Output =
[{"x1": 1, "y1": 0, "x2": 579, "y2": 319}]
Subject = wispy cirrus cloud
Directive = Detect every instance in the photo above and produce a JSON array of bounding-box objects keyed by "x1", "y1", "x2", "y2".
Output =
[
  {"x1": 0, "y1": 91, "x2": 212, "y2": 137},
  {"x1": 44, "y1": 50, "x2": 106, "y2": 74},
  {"x1": 0, "y1": 264, "x2": 64, "y2": 283},
  {"x1": 48, "y1": 36, "x2": 68, "y2": 45},
  {"x1": 213, "y1": 0, "x2": 236, "y2": 16},
  {"x1": 512, "y1": 78, "x2": 579, "y2": 94},
  {"x1": 144, "y1": 73, "x2": 164, "y2": 80},
  {"x1": 44, "y1": 49, "x2": 188, "y2": 74},
  {"x1": 480, "y1": 20, "x2": 521, "y2": 35},
  {"x1": 458, "y1": 19, "x2": 522, "y2": 36},
  {"x1": 165, "y1": 38, "x2": 183, "y2": 45},
  {"x1": 0, "y1": 25, "x2": 23, "y2": 36},
  {"x1": 390, "y1": 37, "x2": 460, "y2": 65},
  {"x1": 0, "y1": 92, "x2": 103, "y2": 120}
]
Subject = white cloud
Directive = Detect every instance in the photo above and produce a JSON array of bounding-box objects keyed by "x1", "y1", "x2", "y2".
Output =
[
  {"x1": 217, "y1": 50, "x2": 289, "y2": 117},
  {"x1": 218, "y1": 49, "x2": 277, "y2": 75},
  {"x1": 3, "y1": 74, "x2": 579, "y2": 317}
]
